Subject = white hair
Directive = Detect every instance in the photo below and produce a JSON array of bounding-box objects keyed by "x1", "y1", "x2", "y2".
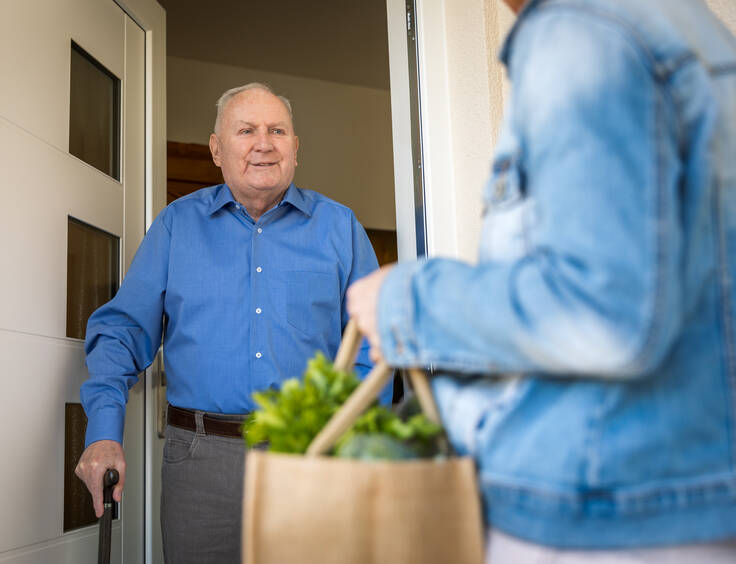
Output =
[{"x1": 213, "y1": 82, "x2": 293, "y2": 134}]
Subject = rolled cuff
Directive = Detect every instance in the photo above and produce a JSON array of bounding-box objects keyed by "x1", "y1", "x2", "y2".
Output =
[{"x1": 377, "y1": 260, "x2": 427, "y2": 366}]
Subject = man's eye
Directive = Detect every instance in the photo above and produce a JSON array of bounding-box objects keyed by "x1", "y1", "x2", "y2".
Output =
[
  {"x1": 239, "y1": 129, "x2": 252, "y2": 134},
  {"x1": 271, "y1": 128, "x2": 285, "y2": 135}
]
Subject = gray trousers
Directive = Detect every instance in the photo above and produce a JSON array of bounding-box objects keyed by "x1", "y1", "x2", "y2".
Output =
[{"x1": 161, "y1": 412, "x2": 247, "y2": 564}]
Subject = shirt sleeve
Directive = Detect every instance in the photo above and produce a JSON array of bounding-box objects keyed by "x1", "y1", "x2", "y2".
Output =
[
  {"x1": 377, "y1": 12, "x2": 683, "y2": 379},
  {"x1": 343, "y1": 212, "x2": 393, "y2": 404},
  {"x1": 81, "y1": 210, "x2": 172, "y2": 446}
]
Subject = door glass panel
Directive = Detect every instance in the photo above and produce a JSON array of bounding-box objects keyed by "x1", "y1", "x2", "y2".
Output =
[
  {"x1": 66, "y1": 217, "x2": 120, "y2": 340},
  {"x1": 63, "y1": 403, "x2": 95, "y2": 532},
  {"x1": 69, "y1": 41, "x2": 121, "y2": 179}
]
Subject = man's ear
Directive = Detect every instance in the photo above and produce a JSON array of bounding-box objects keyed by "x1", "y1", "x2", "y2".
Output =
[
  {"x1": 294, "y1": 136, "x2": 299, "y2": 167},
  {"x1": 209, "y1": 133, "x2": 221, "y2": 167}
]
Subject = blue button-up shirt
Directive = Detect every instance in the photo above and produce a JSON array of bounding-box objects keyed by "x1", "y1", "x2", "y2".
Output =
[{"x1": 82, "y1": 183, "x2": 385, "y2": 447}]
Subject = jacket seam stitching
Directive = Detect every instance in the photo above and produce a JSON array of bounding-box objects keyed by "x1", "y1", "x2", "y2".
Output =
[
  {"x1": 480, "y1": 472, "x2": 736, "y2": 503},
  {"x1": 712, "y1": 176, "x2": 736, "y2": 470},
  {"x1": 618, "y1": 75, "x2": 665, "y2": 373},
  {"x1": 711, "y1": 63, "x2": 736, "y2": 76},
  {"x1": 660, "y1": 66, "x2": 692, "y2": 171},
  {"x1": 659, "y1": 53, "x2": 698, "y2": 82}
]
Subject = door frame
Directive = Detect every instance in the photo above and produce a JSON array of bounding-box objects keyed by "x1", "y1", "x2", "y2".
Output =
[
  {"x1": 386, "y1": 0, "x2": 426, "y2": 261},
  {"x1": 387, "y1": 0, "x2": 501, "y2": 263},
  {"x1": 112, "y1": 1, "x2": 166, "y2": 562},
  {"x1": 387, "y1": 0, "x2": 459, "y2": 261},
  {"x1": 111, "y1": 0, "x2": 166, "y2": 225}
]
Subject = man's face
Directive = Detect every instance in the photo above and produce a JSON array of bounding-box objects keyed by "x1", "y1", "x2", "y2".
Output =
[{"x1": 209, "y1": 89, "x2": 299, "y2": 204}]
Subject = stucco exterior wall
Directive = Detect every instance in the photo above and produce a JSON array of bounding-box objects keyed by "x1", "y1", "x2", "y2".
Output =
[
  {"x1": 441, "y1": 0, "x2": 495, "y2": 261},
  {"x1": 425, "y1": 0, "x2": 512, "y2": 261},
  {"x1": 706, "y1": 0, "x2": 736, "y2": 34}
]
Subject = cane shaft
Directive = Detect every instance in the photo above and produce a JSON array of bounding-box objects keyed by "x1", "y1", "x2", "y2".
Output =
[{"x1": 97, "y1": 469, "x2": 119, "y2": 564}]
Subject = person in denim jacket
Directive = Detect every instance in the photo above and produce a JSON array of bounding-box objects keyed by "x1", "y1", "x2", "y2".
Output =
[{"x1": 348, "y1": 0, "x2": 736, "y2": 560}]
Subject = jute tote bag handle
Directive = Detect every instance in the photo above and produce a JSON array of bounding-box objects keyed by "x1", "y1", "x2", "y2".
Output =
[{"x1": 306, "y1": 319, "x2": 440, "y2": 456}]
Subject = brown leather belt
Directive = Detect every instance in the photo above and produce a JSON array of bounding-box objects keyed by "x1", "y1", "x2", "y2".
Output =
[{"x1": 167, "y1": 405, "x2": 246, "y2": 439}]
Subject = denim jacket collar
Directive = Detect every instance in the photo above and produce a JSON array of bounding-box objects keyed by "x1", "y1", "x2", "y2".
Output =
[{"x1": 500, "y1": 0, "x2": 550, "y2": 67}]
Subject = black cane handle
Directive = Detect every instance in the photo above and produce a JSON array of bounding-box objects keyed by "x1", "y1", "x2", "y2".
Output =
[
  {"x1": 103, "y1": 469, "x2": 119, "y2": 503},
  {"x1": 98, "y1": 468, "x2": 119, "y2": 564}
]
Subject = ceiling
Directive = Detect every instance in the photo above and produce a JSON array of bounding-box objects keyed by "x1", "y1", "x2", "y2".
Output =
[{"x1": 157, "y1": 0, "x2": 391, "y2": 90}]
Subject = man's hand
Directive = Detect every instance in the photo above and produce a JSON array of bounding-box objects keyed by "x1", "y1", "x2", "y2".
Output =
[
  {"x1": 347, "y1": 264, "x2": 395, "y2": 362},
  {"x1": 75, "y1": 440, "x2": 126, "y2": 518}
]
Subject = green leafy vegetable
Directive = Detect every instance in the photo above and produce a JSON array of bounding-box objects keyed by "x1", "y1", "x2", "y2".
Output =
[
  {"x1": 243, "y1": 352, "x2": 444, "y2": 460},
  {"x1": 333, "y1": 434, "x2": 418, "y2": 461},
  {"x1": 243, "y1": 352, "x2": 360, "y2": 453},
  {"x1": 335, "y1": 407, "x2": 442, "y2": 459}
]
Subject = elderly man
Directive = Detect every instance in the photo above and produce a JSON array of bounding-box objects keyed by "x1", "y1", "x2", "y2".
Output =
[
  {"x1": 75, "y1": 82, "x2": 384, "y2": 563},
  {"x1": 349, "y1": 0, "x2": 736, "y2": 562}
]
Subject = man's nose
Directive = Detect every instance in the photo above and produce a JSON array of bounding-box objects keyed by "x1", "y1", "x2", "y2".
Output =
[{"x1": 253, "y1": 130, "x2": 274, "y2": 151}]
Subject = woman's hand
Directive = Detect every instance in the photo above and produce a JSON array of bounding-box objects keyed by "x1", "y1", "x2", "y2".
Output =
[{"x1": 347, "y1": 264, "x2": 395, "y2": 362}]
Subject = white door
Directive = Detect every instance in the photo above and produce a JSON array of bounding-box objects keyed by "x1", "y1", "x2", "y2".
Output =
[{"x1": 0, "y1": 0, "x2": 145, "y2": 562}]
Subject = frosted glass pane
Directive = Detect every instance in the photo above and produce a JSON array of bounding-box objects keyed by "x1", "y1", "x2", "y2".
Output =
[
  {"x1": 69, "y1": 42, "x2": 121, "y2": 179},
  {"x1": 66, "y1": 217, "x2": 119, "y2": 340},
  {"x1": 64, "y1": 403, "x2": 95, "y2": 532}
]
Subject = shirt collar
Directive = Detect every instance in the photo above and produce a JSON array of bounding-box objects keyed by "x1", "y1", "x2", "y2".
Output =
[
  {"x1": 499, "y1": 0, "x2": 546, "y2": 67},
  {"x1": 207, "y1": 183, "x2": 313, "y2": 217},
  {"x1": 279, "y1": 183, "x2": 313, "y2": 217},
  {"x1": 207, "y1": 184, "x2": 236, "y2": 215}
]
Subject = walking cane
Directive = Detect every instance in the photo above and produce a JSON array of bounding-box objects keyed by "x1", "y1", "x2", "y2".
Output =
[{"x1": 98, "y1": 468, "x2": 119, "y2": 564}]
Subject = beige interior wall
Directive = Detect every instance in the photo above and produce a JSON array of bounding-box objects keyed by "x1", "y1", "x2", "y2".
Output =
[{"x1": 167, "y1": 56, "x2": 396, "y2": 230}]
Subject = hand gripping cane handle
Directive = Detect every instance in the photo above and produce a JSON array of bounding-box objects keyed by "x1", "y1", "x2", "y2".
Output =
[{"x1": 98, "y1": 468, "x2": 119, "y2": 564}]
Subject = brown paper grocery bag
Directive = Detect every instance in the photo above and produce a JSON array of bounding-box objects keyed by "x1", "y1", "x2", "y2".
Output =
[{"x1": 242, "y1": 322, "x2": 485, "y2": 564}]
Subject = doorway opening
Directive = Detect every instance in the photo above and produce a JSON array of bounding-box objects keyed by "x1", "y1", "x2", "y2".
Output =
[{"x1": 149, "y1": 2, "x2": 408, "y2": 560}]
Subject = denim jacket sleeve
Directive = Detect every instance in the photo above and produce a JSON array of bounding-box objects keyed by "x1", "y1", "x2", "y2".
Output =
[
  {"x1": 377, "y1": 9, "x2": 683, "y2": 378},
  {"x1": 81, "y1": 209, "x2": 171, "y2": 446}
]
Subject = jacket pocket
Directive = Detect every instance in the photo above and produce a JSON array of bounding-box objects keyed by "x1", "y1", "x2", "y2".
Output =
[
  {"x1": 479, "y1": 155, "x2": 532, "y2": 261},
  {"x1": 433, "y1": 374, "x2": 527, "y2": 458}
]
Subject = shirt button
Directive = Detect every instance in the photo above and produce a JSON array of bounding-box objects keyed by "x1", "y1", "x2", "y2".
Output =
[
  {"x1": 256, "y1": 266, "x2": 262, "y2": 273},
  {"x1": 257, "y1": 227, "x2": 263, "y2": 234},
  {"x1": 255, "y1": 352, "x2": 262, "y2": 359},
  {"x1": 235, "y1": 204, "x2": 240, "y2": 210},
  {"x1": 256, "y1": 308, "x2": 262, "y2": 314}
]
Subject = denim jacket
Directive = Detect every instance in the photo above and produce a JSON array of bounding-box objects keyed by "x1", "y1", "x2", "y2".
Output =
[{"x1": 377, "y1": 0, "x2": 736, "y2": 548}]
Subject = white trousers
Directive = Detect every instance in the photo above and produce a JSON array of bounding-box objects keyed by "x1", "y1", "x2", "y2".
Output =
[{"x1": 486, "y1": 529, "x2": 736, "y2": 564}]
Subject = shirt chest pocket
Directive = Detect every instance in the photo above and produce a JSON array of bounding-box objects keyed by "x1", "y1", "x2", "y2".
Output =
[
  {"x1": 283, "y1": 271, "x2": 339, "y2": 337},
  {"x1": 479, "y1": 157, "x2": 535, "y2": 261}
]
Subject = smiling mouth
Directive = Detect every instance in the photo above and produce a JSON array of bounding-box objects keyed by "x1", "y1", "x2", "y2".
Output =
[{"x1": 251, "y1": 162, "x2": 276, "y2": 167}]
